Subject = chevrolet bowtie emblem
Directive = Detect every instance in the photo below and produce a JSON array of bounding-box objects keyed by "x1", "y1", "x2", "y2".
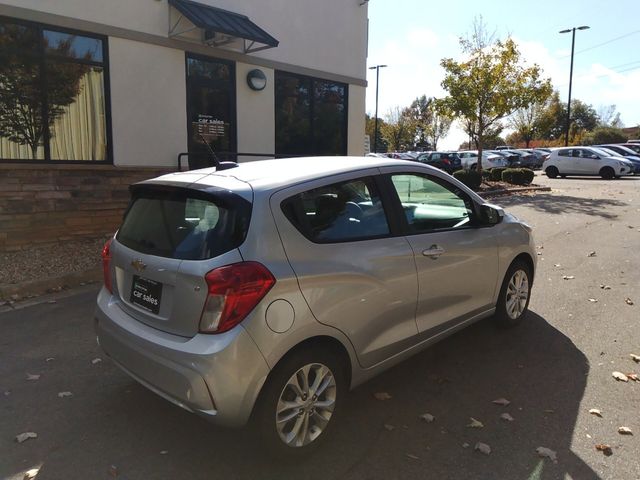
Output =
[{"x1": 131, "y1": 259, "x2": 147, "y2": 272}]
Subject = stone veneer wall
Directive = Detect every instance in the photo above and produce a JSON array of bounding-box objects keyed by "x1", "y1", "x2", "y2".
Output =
[{"x1": 0, "y1": 164, "x2": 173, "y2": 252}]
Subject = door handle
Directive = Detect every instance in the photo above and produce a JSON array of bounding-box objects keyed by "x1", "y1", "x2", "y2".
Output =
[{"x1": 422, "y1": 244, "x2": 445, "y2": 258}]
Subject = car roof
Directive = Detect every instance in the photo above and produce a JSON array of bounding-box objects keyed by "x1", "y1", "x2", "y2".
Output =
[{"x1": 149, "y1": 156, "x2": 425, "y2": 192}]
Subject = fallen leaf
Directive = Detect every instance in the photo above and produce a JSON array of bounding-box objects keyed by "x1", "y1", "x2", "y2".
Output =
[
  {"x1": 618, "y1": 426, "x2": 633, "y2": 435},
  {"x1": 563, "y1": 275, "x2": 575, "y2": 280},
  {"x1": 500, "y1": 413, "x2": 514, "y2": 422},
  {"x1": 492, "y1": 397, "x2": 511, "y2": 406},
  {"x1": 595, "y1": 444, "x2": 613, "y2": 456},
  {"x1": 373, "y1": 392, "x2": 392, "y2": 401},
  {"x1": 91, "y1": 358, "x2": 102, "y2": 365},
  {"x1": 383, "y1": 424, "x2": 395, "y2": 431},
  {"x1": 631, "y1": 354, "x2": 640, "y2": 363},
  {"x1": 626, "y1": 373, "x2": 639, "y2": 382},
  {"x1": 600, "y1": 285, "x2": 612, "y2": 290},
  {"x1": 612, "y1": 371, "x2": 629, "y2": 382},
  {"x1": 544, "y1": 409, "x2": 555, "y2": 414},
  {"x1": 419, "y1": 413, "x2": 435, "y2": 423},
  {"x1": 47, "y1": 300, "x2": 57, "y2": 304},
  {"x1": 625, "y1": 298, "x2": 634, "y2": 305},
  {"x1": 467, "y1": 417, "x2": 484, "y2": 428},
  {"x1": 536, "y1": 446, "x2": 558, "y2": 463},
  {"x1": 462, "y1": 442, "x2": 470, "y2": 449},
  {"x1": 159, "y1": 450, "x2": 169, "y2": 455},
  {"x1": 23, "y1": 468, "x2": 40, "y2": 479},
  {"x1": 45, "y1": 357, "x2": 55, "y2": 362},
  {"x1": 108, "y1": 465, "x2": 118, "y2": 478},
  {"x1": 588, "y1": 408, "x2": 602, "y2": 417},
  {"x1": 26, "y1": 373, "x2": 40, "y2": 381},
  {"x1": 406, "y1": 453, "x2": 419, "y2": 460},
  {"x1": 15, "y1": 432, "x2": 37, "y2": 443},
  {"x1": 553, "y1": 264, "x2": 561, "y2": 267},
  {"x1": 537, "y1": 252, "x2": 542, "y2": 256},
  {"x1": 57, "y1": 391, "x2": 73, "y2": 398},
  {"x1": 587, "y1": 251, "x2": 597, "y2": 257},
  {"x1": 588, "y1": 298, "x2": 598, "y2": 303},
  {"x1": 474, "y1": 442, "x2": 491, "y2": 455}
]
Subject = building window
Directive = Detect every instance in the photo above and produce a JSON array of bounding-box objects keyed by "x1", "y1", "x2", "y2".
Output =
[
  {"x1": 186, "y1": 54, "x2": 236, "y2": 169},
  {"x1": 0, "y1": 18, "x2": 110, "y2": 162},
  {"x1": 275, "y1": 71, "x2": 347, "y2": 157}
]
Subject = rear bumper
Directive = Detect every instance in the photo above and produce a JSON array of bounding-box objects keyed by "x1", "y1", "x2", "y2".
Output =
[{"x1": 94, "y1": 288, "x2": 270, "y2": 427}]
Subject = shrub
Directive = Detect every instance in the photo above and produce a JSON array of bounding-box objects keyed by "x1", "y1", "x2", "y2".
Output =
[
  {"x1": 453, "y1": 169, "x2": 482, "y2": 190},
  {"x1": 501, "y1": 168, "x2": 535, "y2": 185},
  {"x1": 481, "y1": 169, "x2": 492, "y2": 180},
  {"x1": 490, "y1": 167, "x2": 507, "y2": 181}
]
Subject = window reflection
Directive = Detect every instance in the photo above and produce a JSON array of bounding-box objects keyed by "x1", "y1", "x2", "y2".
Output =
[
  {"x1": 43, "y1": 30, "x2": 103, "y2": 62},
  {"x1": 0, "y1": 20, "x2": 108, "y2": 162},
  {"x1": 275, "y1": 72, "x2": 347, "y2": 157}
]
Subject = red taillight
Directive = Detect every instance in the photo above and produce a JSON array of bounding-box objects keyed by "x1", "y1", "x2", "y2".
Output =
[
  {"x1": 101, "y1": 237, "x2": 113, "y2": 293},
  {"x1": 199, "y1": 262, "x2": 276, "y2": 334},
  {"x1": 443, "y1": 158, "x2": 451, "y2": 165}
]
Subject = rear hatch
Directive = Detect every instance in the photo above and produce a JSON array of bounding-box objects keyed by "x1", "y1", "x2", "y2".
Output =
[{"x1": 109, "y1": 177, "x2": 252, "y2": 337}]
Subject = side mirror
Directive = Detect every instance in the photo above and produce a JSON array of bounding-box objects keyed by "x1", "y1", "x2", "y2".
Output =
[{"x1": 479, "y1": 204, "x2": 504, "y2": 226}]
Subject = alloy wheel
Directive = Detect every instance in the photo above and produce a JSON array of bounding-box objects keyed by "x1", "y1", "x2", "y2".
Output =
[
  {"x1": 275, "y1": 363, "x2": 337, "y2": 447},
  {"x1": 506, "y1": 269, "x2": 529, "y2": 320}
]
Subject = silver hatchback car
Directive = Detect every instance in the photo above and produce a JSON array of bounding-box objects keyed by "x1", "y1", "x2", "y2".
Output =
[{"x1": 95, "y1": 156, "x2": 535, "y2": 453}]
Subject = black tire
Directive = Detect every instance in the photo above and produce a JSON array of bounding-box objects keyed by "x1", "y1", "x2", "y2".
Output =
[
  {"x1": 470, "y1": 163, "x2": 477, "y2": 171},
  {"x1": 545, "y1": 166, "x2": 559, "y2": 178},
  {"x1": 600, "y1": 167, "x2": 615, "y2": 180},
  {"x1": 560, "y1": 175, "x2": 566, "y2": 178},
  {"x1": 253, "y1": 345, "x2": 348, "y2": 457},
  {"x1": 494, "y1": 260, "x2": 532, "y2": 328}
]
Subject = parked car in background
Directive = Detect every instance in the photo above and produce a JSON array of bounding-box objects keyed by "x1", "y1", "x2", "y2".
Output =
[
  {"x1": 386, "y1": 152, "x2": 416, "y2": 161},
  {"x1": 416, "y1": 151, "x2": 462, "y2": 174},
  {"x1": 458, "y1": 150, "x2": 509, "y2": 170},
  {"x1": 95, "y1": 156, "x2": 536, "y2": 454},
  {"x1": 495, "y1": 145, "x2": 515, "y2": 151},
  {"x1": 543, "y1": 146, "x2": 634, "y2": 179},
  {"x1": 488, "y1": 150, "x2": 520, "y2": 167},
  {"x1": 595, "y1": 145, "x2": 640, "y2": 174},
  {"x1": 617, "y1": 143, "x2": 640, "y2": 155},
  {"x1": 501, "y1": 150, "x2": 535, "y2": 168}
]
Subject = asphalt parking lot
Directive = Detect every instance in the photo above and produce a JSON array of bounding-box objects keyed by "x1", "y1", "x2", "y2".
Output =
[{"x1": 2, "y1": 173, "x2": 639, "y2": 480}]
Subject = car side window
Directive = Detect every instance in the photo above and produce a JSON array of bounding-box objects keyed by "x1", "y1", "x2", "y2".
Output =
[
  {"x1": 390, "y1": 174, "x2": 475, "y2": 233},
  {"x1": 430, "y1": 153, "x2": 440, "y2": 160},
  {"x1": 558, "y1": 149, "x2": 571, "y2": 157},
  {"x1": 281, "y1": 177, "x2": 390, "y2": 243}
]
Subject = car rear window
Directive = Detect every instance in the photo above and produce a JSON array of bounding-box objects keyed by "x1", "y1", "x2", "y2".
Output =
[{"x1": 116, "y1": 186, "x2": 251, "y2": 260}]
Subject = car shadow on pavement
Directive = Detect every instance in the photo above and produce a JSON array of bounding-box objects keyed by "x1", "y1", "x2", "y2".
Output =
[
  {"x1": 496, "y1": 192, "x2": 626, "y2": 219},
  {"x1": 2, "y1": 297, "x2": 599, "y2": 480}
]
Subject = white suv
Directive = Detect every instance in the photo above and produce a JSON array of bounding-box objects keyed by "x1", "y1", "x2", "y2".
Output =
[{"x1": 543, "y1": 147, "x2": 633, "y2": 179}]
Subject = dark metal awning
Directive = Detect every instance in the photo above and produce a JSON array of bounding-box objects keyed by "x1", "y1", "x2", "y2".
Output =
[{"x1": 168, "y1": 0, "x2": 279, "y2": 53}]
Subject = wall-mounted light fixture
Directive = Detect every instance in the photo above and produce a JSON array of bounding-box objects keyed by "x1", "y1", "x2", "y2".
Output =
[{"x1": 247, "y1": 69, "x2": 267, "y2": 91}]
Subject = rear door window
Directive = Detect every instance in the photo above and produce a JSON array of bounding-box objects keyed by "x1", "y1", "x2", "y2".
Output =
[
  {"x1": 117, "y1": 188, "x2": 250, "y2": 260},
  {"x1": 281, "y1": 177, "x2": 390, "y2": 243}
]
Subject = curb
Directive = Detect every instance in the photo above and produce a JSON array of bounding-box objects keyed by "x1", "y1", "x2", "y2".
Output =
[
  {"x1": 480, "y1": 186, "x2": 551, "y2": 198},
  {"x1": 0, "y1": 267, "x2": 102, "y2": 301}
]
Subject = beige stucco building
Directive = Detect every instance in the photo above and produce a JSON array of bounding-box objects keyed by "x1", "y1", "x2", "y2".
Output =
[
  {"x1": 0, "y1": 0, "x2": 368, "y2": 168},
  {"x1": 0, "y1": 0, "x2": 368, "y2": 252}
]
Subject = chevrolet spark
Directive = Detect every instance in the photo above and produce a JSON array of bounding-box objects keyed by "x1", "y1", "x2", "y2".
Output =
[{"x1": 95, "y1": 156, "x2": 535, "y2": 454}]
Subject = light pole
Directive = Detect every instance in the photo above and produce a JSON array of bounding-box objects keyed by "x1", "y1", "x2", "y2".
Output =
[
  {"x1": 559, "y1": 25, "x2": 590, "y2": 147},
  {"x1": 369, "y1": 64, "x2": 387, "y2": 153}
]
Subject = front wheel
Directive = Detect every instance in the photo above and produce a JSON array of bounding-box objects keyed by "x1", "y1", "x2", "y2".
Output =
[
  {"x1": 253, "y1": 346, "x2": 347, "y2": 456},
  {"x1": 545, "y1": 166, "x2": 559, "y2": 178},
  {"x1": 495, "y1": 260, "x2": 532, "y2": 327},
  {"x1": 600, "y1": 167, "x2": 615, "y2": 180}
]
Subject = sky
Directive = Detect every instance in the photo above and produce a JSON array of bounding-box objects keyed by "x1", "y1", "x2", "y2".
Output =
[{"x1": 365, "y1": 0, "x2": 640, "y2": 149}]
